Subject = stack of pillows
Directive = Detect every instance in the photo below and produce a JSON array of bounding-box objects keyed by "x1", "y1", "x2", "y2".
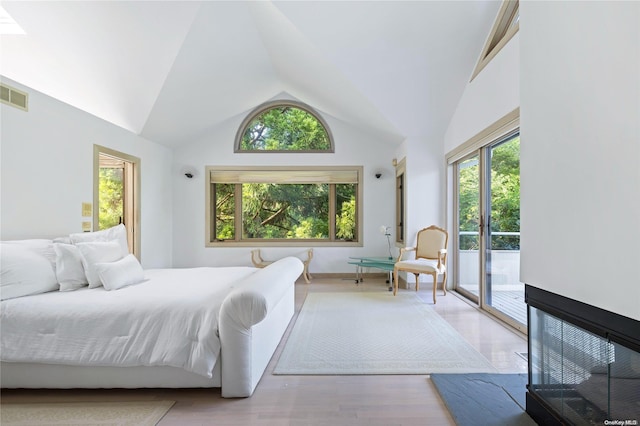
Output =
[{"x1": 1, "y1": 224, "x2": 145, "y2": 300}]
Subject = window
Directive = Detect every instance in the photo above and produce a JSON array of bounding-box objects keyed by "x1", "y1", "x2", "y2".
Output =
[
  {"x1": 235, "y1": 101, "x2": 334, "y2": 152},
  {"x1": 93, "y1": 145, "x2": 140, "y2": 258},
  {"x1": 205, "y1": 166, "x2": 362, "y2": 246},
  {"x1": 470, "y1": 0, "x2": 519, "y2": 81}
]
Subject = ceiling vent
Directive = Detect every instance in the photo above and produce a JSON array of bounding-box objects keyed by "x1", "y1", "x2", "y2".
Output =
[{"x1": 0, "y1": 83, "x2": 28, "y2": 111}]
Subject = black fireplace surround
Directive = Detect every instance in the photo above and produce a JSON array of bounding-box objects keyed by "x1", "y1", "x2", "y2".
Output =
[{"x1": 525, "y1": 285, "x2": 640, "y2": 425}]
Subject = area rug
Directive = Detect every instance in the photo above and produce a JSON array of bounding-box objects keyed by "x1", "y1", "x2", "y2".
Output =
[
  {"x1": 273, "y1": 292, "x2": 498, "y2": 375},
  {"x1": 431, "y1": 373, "x2": 537, "y2": 426},
  {"x1": 0, "y1": 400, "x2": 175, "y2": 426}
]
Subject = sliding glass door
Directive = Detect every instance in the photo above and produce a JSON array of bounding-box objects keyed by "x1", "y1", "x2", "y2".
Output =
[
  {"x1": 453, "y1": 132, "x2": 524, "y2": 332},
  {"x1": 483, "y1": 134, "x2": 524, "y2": 329},
  {"x1": 456, "y1": 153, "x2": 480, "y2": 303}
]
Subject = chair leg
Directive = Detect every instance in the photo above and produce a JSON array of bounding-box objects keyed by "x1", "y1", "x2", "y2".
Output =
[
  {"x1": 442, "y1": 271, "x2": 447, "y2": 295},
  {"x1": 393, "y1": 266, "x2": 399, "y2": 296},
  {"x1": 432, "y1": 272, "x2": 437, "y2": 304},
  {"x1": 414, "y1": 274, "x2": 420, "y2": 291},
  {"x1": 302, "y1": 263, "x2": 311, "y2": 284}
]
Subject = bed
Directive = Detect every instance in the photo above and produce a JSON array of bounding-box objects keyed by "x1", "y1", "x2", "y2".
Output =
[{"x1": 0, "y1": 227, "x2": 303, "y2": 398}]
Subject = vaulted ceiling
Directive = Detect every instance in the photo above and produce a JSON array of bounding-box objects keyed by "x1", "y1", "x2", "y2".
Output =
[{"x1": 0, "y1": 1, "x2": 501, "y2": 148}]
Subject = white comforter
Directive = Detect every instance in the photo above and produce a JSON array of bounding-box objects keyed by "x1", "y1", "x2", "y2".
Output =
[{"x1": 0, "y1": 266, "x2": 257, "y2": 377}]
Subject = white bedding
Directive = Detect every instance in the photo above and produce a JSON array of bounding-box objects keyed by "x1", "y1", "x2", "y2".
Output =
[{"x1": 0, "y1": 266, "x2": 257, "y2": 378}]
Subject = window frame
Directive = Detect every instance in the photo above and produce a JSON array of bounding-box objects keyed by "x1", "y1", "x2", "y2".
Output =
[
  {"x1": 205, "y1": 166, "x2": 363, "y2": 247},
  {"x1": 394, "y1": 157, "x2": 406, "y2": 246},
  {"x1": 234, "y1": 100, "x2": 335, "y2": 153},
  {"x1": 469, "y1": 0, "x2": 519, "y2": 82}
]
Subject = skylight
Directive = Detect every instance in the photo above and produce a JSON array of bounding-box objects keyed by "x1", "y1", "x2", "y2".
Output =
[{"x1": 0, "y1": 6, "x2": 26, "y2": 35}]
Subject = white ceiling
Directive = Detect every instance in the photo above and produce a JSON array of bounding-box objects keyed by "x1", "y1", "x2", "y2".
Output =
[{"x1": 0, "y1": 1, "x2": 501, "y2": 148}]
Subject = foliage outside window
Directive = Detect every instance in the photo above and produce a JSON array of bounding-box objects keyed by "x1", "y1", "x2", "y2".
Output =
[
  {"x1": 235, "y1": 101, "x2": 334, "y2": 152},
  {"x1": 206, "y1": 167, "x2": 362, "y2": 246},
  {"x1": 98, "y1": 168, "x2": 124, "y2": 229},
  {"x1": 458, "y1": 134, "x2": 520, "y2": 250},
  {"x1": 94, "y1": 145, "x2": 140, "y2": 258}
]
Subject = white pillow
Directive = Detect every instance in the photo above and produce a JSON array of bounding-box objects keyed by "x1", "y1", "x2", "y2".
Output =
[
  {"x1": 0, "y1": 244, "x2": 59, "y2": 300},
  {"x1": 53, "y1": 236, "x2": 72, "y2": 244},
  {"x1": 53, "y1": 243, "x2": 88, "y2": 291},
  {"x1": 75, "y1": 241, "x2": 124, "y2": 288},
  {"x1": 95, "y1": 254, "x2": 145, "y2": 291},
  {"x1": 70, "y1": 224, "x2": 129, "y2": 258},
  {"x1": 1, "y1": 239, "x2": 56, "y2": 269}
]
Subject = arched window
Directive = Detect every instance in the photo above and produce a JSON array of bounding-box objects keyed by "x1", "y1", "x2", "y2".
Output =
[{"x1": 235, "y1": 101, "x2": 334, "y2": 152}]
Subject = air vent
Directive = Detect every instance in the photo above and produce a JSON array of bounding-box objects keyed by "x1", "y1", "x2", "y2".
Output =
[{"x1": 0, "y1": 83, "x2": 28, "y2": 111}]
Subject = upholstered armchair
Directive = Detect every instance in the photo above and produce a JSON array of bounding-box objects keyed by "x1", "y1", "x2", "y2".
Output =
[{"x1": 393, "y1": 225, "x2": 448, "y2": 303}]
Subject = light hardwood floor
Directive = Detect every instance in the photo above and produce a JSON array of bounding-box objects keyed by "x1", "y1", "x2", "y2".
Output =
[{"x1": 1, "y1": 277, "x2": 528, "y2": 425}]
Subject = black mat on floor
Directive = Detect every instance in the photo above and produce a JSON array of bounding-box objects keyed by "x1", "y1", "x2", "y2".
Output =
[{"x1": 431, "y1": 373, "x2": 537, "y2": 426}]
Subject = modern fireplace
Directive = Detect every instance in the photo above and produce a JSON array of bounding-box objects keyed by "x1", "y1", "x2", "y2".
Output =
[{"x1": 525, "y1": 285, "x2": 640, "y2": 425}]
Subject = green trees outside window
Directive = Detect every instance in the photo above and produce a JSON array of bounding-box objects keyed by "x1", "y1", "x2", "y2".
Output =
[
  {"x1": 98, "y1": 168, "x2": 124, "y2": 230},
  {"x1": 458, "y1": 135, "x2": 520, "y2": 250},
  {"x1": 488, "y1": 136, "x2": 520, "y2": 250},
  {"x1": 237, "y1": 102, "x2": 333, "y2": 152},
  {"x1": 213, "y1": 181, "x2": 357, "y2": 242}
]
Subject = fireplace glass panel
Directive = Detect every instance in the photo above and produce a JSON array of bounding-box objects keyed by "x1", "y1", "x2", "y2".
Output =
[{"x1": 529, "y1": 307, "x2": 640, "y2": 424}]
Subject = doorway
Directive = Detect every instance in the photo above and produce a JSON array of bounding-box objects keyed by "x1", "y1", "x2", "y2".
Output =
[
  {"x1": 453, "y1": 131, "x2": 524, "y2": 332},
  {"x1": 93, "y1": 145, "x2": 140, "y2": 258}
]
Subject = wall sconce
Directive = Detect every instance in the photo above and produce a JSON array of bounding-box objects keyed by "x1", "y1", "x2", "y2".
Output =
[{"x1": 180, "y1": 166, "x2": 197, "y2": 179}]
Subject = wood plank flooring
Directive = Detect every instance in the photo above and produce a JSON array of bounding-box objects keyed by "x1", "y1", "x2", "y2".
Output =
[{"x1": 1, "y1": 277, "x2": 529, "y2": 425}]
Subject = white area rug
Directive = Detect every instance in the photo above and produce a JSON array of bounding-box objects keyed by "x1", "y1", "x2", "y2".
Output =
[
  {"x1": 0, "y1": 400, "x2": 175, "y2": 426},
  {"x1": 274, "y1": 292, "x2": 498, "y2": 375}
]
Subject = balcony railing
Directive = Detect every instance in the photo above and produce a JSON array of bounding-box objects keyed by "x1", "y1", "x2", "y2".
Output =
[
  {"x1": 457, "y1": 231, "x2": 525, "y2": 325},
  {"x1": 458, "y1": 231, "x2": 521, "y2": 288}
]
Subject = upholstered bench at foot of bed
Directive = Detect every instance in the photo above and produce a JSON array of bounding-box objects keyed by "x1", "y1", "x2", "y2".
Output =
[{"x1": 219, "y1": 256, "x2": 303, "y2": 397}]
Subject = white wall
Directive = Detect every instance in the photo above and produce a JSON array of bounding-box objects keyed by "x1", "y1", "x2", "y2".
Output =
[
  {"x1": 405, "y1": 137, "x2": 445, "y2": 242},
  {"x1": 520, "y1": 1, "x2": 640, "y2": 320},
  {"x1": 443, "y1": 33, "x2": 520, "y2": 154},
  {"x1": 172, "y1": 105, "x2": 398, "y2": 273},
  {"x1": 0, "y1": 78, "x2": 174, "y2": 268}
]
